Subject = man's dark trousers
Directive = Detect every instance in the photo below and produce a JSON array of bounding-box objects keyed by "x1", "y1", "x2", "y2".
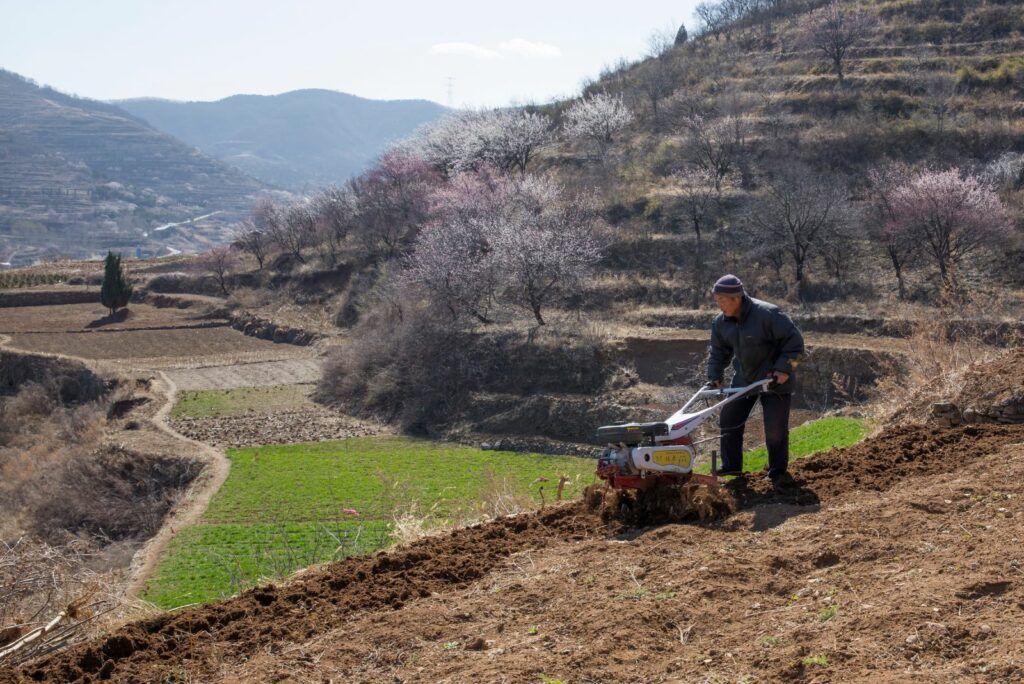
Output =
[{"x1": 719, "y1": 391, "x2": 792, "y2": 478}]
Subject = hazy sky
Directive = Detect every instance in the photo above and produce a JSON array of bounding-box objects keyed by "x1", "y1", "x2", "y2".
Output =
[{"x1": 1, "y1": 1, "x2": 701, "y2": 107}]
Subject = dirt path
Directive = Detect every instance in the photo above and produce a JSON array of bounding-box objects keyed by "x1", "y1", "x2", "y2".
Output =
[
  {"x1": 0, "y1": 334, "x2": 231, "y2": 600},
  {"x1": 123, "y1": 372, "x2": 230, "y2": 598}
]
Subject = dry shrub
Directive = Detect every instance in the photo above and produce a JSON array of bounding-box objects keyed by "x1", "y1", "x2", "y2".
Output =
[
  {"x1": 316, "y1": 294, "x2": 612, "y2": 434},
  {"x1": 316, "y1": 302, "x2": 481, "y2": 431},
  {"x1": 872, "y1": 303, "x2": 1015, "y2": 423},
  {"x1": 31, "y1": 446, "x2": 203, "y2": 543}
]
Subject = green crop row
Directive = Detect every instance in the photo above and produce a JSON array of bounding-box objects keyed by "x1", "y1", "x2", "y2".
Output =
[
  {"x1": 0, "y1": 272, "x2": 68, "y2": 289},
  {"x1": 142, "y1": 437, "x2": 598, "y2": 608}
]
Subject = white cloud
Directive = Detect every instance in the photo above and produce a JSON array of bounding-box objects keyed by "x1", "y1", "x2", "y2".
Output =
[
  {"x1": 498, "y1": 38, "x2": 562, "y2": 59},
  {"x1": 429, "y1": 42, "x2": 500, "y2": 60}
]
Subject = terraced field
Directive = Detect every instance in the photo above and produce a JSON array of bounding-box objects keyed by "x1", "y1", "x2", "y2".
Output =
[{"x1": 141, "y1": 437, "x2": 598, "y2": 607}]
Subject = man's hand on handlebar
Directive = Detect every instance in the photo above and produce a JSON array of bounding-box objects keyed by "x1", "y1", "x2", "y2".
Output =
[
  {"x1": 709, "y1": 379, "x2": 723, "y2": 389},
  {"x1": 770, "y1": 371, "x2": 790, "y2": 386}
]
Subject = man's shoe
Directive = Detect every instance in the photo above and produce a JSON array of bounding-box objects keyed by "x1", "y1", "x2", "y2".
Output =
[
  {"x1": 716, "y1": 468, "x2": 744, "y2": 477},
  {"x1": 767, "y1": 472, "x2": 796, "y2": 489}
]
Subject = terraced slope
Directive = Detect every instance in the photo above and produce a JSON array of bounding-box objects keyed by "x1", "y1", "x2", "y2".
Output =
[{"x1": 0, "y1": 69, "x2": 266, "y2": 265}]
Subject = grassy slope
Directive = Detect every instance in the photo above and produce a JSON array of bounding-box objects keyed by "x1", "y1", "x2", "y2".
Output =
[{"x1": 142, "y1": 437, "x2": 597, "y2": 608}]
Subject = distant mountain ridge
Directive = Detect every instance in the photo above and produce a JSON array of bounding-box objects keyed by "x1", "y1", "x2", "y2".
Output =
[
  {"x1": 0, "y1": 69, "x2": 268, "y2": 266},
  {"x1": 116, "y1": 90, "x2": 449, "y2": 190}
]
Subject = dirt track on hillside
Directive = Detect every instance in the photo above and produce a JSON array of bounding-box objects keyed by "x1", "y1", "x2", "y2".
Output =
[{"x1": 7, "y1": 421, "x2": 1023, "y2": 683}]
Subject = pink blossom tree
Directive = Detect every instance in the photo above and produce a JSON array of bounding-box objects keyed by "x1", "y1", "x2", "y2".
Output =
[
  {"x1": 403, "y1": 173, "x2": 502, "y2": 324},
  {"x1": 796, "y1": 1, "x2": 877, "y2": 84},
  {"x1": 886, "y1": 168, "x2": 1014, "y2": 294},
  {"x1": 489, "y1": 175, "x2": 604, "y2": 325},
  {"x1": 352, "y1": 149, "x2": 436, "y2": 260}
]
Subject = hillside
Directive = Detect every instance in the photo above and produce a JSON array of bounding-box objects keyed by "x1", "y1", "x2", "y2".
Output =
[
  {"x1": 0, "y1": 70, "x2": 267, "y2": 266},
  {"x1": 5, "y1": 418, "x2": 1024, "y2": 682},
  {"x1": 117, "y1": 90, "x2": 449, "y2": 190}
]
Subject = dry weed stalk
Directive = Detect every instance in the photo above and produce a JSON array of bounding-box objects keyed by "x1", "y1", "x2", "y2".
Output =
[
  {"x1": 0, "y1": 538, "x2": 121, "y2": 668},
  {"x1": 476, "y1": 469, "x2": 532, "y2": 519}
]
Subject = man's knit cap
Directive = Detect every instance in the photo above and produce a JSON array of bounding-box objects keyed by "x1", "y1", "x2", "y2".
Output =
[{"x1": 712, "y1": 274, "x2": 744, "y2": 295}]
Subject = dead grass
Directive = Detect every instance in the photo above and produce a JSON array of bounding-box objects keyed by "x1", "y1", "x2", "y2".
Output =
[{"x1": 870, "y1": 302, "x2": 1013, "y2": 423}]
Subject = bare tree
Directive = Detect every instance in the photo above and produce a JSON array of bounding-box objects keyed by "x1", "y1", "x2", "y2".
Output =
[
  {"x1": 683, "y1": 115, "x2": 748, "y2": 192},
  {"x1": 253, "y1": 197, "x2": 310, "y2": 266},
  {"x1": 277, "y1": 203, "x2": 316, "y2": 264},
  {"x1": 562, "y1": 93, "x2": 634, "y2": 161},
  {"x1": 696, "y1": 1, "x2": 729, "y2": 40},
  {"x1": 202, "y1": 246, "x2": 238, "y2": 295},
  {"x1": 796, "y1": 1, "x2": 877, "y2": 84},
  {"x1": 675, "y1": 168, "x2": 722, "y2": 307},
  {"x1": 311, "y1": 185, "x2": 356, "y2": 266},
  {"x1": 233, "y1": 220, "x2": 270, "y2": 270},
  {"x1": 637, "y1": 43, "x2": 677, "y2": 128},
  {"x1": 748, "y1": 168, "x2": 847, "y2": 302},
  {"x1": 886, "y1": 168, "x2": 1014, "y2": 295},
  {"x1": 868, "y1": 163, "x2": 920, "y2": 300}
]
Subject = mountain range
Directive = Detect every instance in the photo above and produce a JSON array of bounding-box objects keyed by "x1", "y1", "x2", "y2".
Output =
[
  {"x1": 0, "y1": 70, "x2": 448, "y2": 266},
  {"x1": 116, "y1": 90, "x2": 448, "y2": 191}
]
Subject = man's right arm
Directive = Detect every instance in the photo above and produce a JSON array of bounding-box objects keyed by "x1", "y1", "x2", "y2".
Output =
[{"x1": 707, "y1": 318, "x2": 732, "y2": 385}]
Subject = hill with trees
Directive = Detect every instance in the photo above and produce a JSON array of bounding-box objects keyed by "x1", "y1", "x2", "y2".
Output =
[
  {"x1": 116, "y1": 90, "x2": 449, "y2": 191},
  {"x1": 168, "y1": 0, "x2": 1021, "y2": 438},
  {"x1": 0, "y1": 69, "x2": 267, "y2": 267}
]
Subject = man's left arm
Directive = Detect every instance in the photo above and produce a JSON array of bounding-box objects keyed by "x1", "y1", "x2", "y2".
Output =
[{"x1": 770, "y1": 311, "x2": 805, "y2": 377}]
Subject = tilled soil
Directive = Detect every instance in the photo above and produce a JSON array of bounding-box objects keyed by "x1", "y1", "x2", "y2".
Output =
[
  {"x1": 168, "y1": 407, "x2": 385, "y2": 448},
  {"x1": 164, "y1": 359, "x2": 322, "y2": 390},
  {"x1": 5, "y1": 422, "x2": 1024, "y2": 683}
]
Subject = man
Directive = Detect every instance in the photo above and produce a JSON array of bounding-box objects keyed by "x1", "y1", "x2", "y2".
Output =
[{"x1": 706, "y1": 274, "x2": 805, "y2": 487}]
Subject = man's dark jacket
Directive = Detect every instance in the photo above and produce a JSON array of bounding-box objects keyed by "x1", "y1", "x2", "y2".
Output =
[{"x1": 707, "y1": 295, "x2": 805, "y2": 394}]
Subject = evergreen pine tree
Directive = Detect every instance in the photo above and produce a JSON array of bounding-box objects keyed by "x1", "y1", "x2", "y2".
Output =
[{"x1": 100, "y1": 251, "x2": 132, "y2": 315}]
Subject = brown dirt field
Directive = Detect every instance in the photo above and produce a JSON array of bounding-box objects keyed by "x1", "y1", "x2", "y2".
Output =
[
  {"x1": 164, "y1": 359, "x2": 322, "y2": 390},
  {"x1": 0, "y1": 303, "x2": 215, "y2": 333},
  {"x1": 8, "y1": 421, "x2": 1024, "y2": 683},
  {"x1": 4, "y1": 327, "x2": 314, "y2": 365},
  {"x1": 169, "y1": 408, "x2": 384, "y2": 448}
]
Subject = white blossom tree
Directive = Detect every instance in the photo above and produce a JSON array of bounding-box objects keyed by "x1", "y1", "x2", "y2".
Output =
[
  {"x1": 563, "y1": 93, "x2": 634, "y2": 160},
  {"x1": 404, "y1": 172, "x2": 604, "y2": 326},
  {"x1": 409, "y1": 109, "x2": 552, "y2": 178},
  {"x1": 478, "y1": 109, "x2": 553, "y2": 177}
]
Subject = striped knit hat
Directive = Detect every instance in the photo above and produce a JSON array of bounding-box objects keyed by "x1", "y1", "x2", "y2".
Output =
[{"x1": 712, "y1": 274, "x2": 744, "y2": 295}]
